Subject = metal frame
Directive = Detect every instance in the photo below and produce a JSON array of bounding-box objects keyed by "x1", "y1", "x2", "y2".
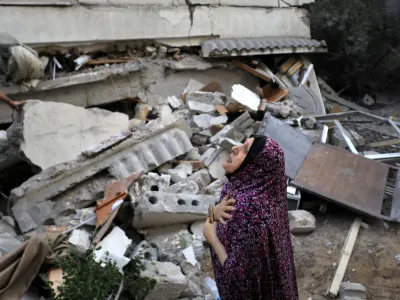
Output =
[{"x1": 334, "y1": 120, "x2": 359, "y2": 154}]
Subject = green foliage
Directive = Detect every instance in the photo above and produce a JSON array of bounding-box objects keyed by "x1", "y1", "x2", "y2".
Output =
[
  {"x1": 309, "y1": 0, "x2": 400, "y2": 96},
  {"x1": 47, "y1": 247, "x2": 156, "y2": 300}
]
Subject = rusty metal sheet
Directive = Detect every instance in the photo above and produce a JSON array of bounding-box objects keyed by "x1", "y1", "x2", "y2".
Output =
[
  {"x1": 293, "y1": 143, "x2": 389, "y2": 218},
  {"x1": 258, "y1": 113, "x2": 313, "y2": 179},
  {"x1": 391, "y1": 169, "x2": 400, "y2": 221},
  {"x1": 95, "y1": 170, "x2": 144, "y2": 227}
]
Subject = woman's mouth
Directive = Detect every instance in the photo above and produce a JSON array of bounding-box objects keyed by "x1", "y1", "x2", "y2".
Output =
[{"x1": 227, "y1": 157, "x2": 232, "y2": 163}]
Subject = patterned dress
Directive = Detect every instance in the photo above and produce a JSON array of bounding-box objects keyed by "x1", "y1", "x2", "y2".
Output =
[{"x1": 210, "y1": 137, "x2": 298, "y2": 300}]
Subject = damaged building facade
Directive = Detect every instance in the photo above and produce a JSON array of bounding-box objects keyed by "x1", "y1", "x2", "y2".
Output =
[{"x1": 3, "y1": 0, "x2": 399, "y2": 299}]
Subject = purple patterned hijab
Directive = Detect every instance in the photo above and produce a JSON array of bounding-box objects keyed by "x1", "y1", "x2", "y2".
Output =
[{"x1": 210, "y1": 136, "x2": 299, "y2": 300}]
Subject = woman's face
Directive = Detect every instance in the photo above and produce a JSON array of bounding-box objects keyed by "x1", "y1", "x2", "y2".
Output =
[{"x1": 223, "y1": 137, "x2": 255, "y2": 174}]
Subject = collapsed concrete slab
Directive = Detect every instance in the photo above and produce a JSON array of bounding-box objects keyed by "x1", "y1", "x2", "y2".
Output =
[
  {"x1": 7, "y1": 100, "x2": 129, "y2": 170},
  {"x1": 133, "y1": 192, "x2": 216, "y2": 229},
  {"x1": 288, "y1": 210, "x2": 316, "y2": 234},
  {"x1": 11, "y1": 112, "x2": 193, "y2": 233},
  {"x1": 0, "y1": 131, "x2": 21, "y2": 172},
  {"x1": 140, "y1": 260, "x2": 188, "y2": 300}
]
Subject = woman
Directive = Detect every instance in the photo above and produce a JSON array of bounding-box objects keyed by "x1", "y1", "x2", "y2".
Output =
[{"x1": 203, "y1": 135, "x2": 298, "y2": 300}]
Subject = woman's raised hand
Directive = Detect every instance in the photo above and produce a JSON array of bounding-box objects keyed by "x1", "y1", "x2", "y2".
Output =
[{"x1": 214, "y1": 193, "x2": 236, "y2": 225}]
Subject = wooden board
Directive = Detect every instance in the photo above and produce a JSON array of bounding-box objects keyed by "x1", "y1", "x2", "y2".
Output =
[
  {"x1": 232, "y1": 60, "x2": 271, "y2": 83},
  {"x1": 293, "y1": 143, "x2": 389, "y2": 218},
  {"x1": 279, "y1": 57, "x2": 297, "y2": 74},
  {"x1": 327, "y1": 218, "x2": 361, "y2": 297}
]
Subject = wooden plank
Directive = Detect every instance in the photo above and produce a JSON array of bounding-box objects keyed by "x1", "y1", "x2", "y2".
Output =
[
  {"x1": 0, "y1": 0, "x2": 71, "y2": 5},
  {"x1": 324, "y1": 93, "x2": 372, "y2": 113},
  {"x1": 367, "y1": 139, "x2": 400, "y2": 148},
  {"x1": 287, "y1": 61, "x2": 304, "y2": 77},
  {"x1": 327, "y1": 218, "x2": 362, "y2": 297},
  {"x1": 279, "y1": 57, "x2": 297, "y2": 74},
  {"x1": 232, "y1": 60, "x2": 271, "y2": 82},
  {"x1": 293, "y1": 143, "x2": 388, "y2": 218}
]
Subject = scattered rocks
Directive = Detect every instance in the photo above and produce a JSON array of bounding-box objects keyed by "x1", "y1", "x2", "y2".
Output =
[
  {"x1": 340, "y1": 282, "x2": 367, "y2": 300},
  {"x1": 140, "y1": 261, "x2": 188, "y2": 300},
  {"x1": 288, "y1": 210, "x2": 316, "y2": 234}
]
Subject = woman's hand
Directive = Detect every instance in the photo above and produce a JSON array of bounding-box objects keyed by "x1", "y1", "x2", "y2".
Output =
[
  {"x1": 203, "y1": 217, "x2": 219, "y2": 245},
  {"x1": 214, "y1": 193, "x2": 236, "y2": 225}
]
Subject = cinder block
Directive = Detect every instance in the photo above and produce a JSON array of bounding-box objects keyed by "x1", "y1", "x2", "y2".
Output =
[{"x1": 133, "y1": 192, "x2": 216, "y2": 229}]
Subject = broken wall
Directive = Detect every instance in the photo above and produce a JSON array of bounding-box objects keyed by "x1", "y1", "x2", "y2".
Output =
[
  {"x1": 0, "y1": 60, "x2": 259, "y2": 124},
  {"x1": 0, "y1": 2, "x2": 312, "y2": 47}
]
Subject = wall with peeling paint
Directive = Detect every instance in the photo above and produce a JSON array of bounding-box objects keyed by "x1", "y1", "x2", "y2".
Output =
[{"x1": 0, "y1": 1, "x2": 313, "y2": 46}]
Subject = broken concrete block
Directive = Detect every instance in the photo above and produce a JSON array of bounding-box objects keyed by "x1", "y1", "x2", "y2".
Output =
[
  {"x1": 168, "y1": 96, "x2": 183, "y2": 110},
  {"x1": 132, "y1": 172, "x2": 171, "y2": 199},
  {"x1": 141, "y1": 224, "x2": 192, "y2": 264},
  {"x1": 210, "y1": 115, "x2": 228, "y2": 127},
  {"x1": 183, "y1": 79, "x2": 204, "y2": 96},
  {"x1": 210, "y1": 125, "x2": 244, "y2": 145},
  {"x1": 79, "y1": 207, "x2": 97, "y2": 226},
  {"x1": 190, "y1": 220, "x2": 205, "y2": 242},
  {"x1": 11, "y1": 115, "x2": 193, "y2": 233},
  {"x1": 180, "y1": 273, "x2": 203, "y2": 298},
  {"x1": 186, "y1": 148, "x2": 201, "y2": 161},
  {"x1": 131, "y1": 240, "x2": 158, "y2": 261},
  {"x1": 94, "y1": 226, "x2": 131, "y2": 268},
  {"x1": 135, "y1": 104, "x2": 150, "y2": 120},
  {"x1": 154, "y1": 104, "x2": 173, "y2": 119},
  {"x1": 208, "y1": 150, "x2": 230, "y2": 180},
  {"x1": 168, "y1": 162, "x2": 192, "y2": 183},
  {"x1": 167, "y1": 180, "x2": 200, "y2": 195},
  {"x1": 0, "y1": 130, "x2": 21, "y2": 172},
  {"x1": 333, "y1": 128, "x2": 365, "y2": 148},
  {"x1": 218, "y1": 137, "x2": 241, "y2": 151},
  {"x1": 192, "y1": 114, "x2": 213, "y2": 129},
  {"x1": 0, "y1": 233, "x2": 22, "y2": 255},
  {"x1": 305, "y1": 117, "x2": 316, "y2": 129},
  {"x1": 129, "y1": 118, "x2": 146, "y2": 130},
  {"x1": 140, "y1": 261, "x2": 188, "y2": 300},
  {"x1": 68, "y1": 229, "x2": 90, "y2": 255},
  {"x1": 7, "y1": 100, "x2": 129, "y2": 170},
  {"x1": 186, "y1": 92, "x2": 215, "y2": 105},
  {"x1": 188, "y1": 100, "x2": 216, "y2": 114},
  {"x1": 202, "y1": 177, "x2": 227, "y2": 196},
  {"x1": 133, "y1": 192, "x2": 217, "y2": 229},
  {"x1": 231, "y1": 84, "x2": 261, "y2": 111},
  {"x1": 288, "y1": 210, "x2": 316, "y2": 234},
  {"x1": 188, "y1": 169, "x2": 212, "y2": 190},
  {"x1": 201, "y1": 147, "x2": 219, "y2": 167},
  {"x1": 340, "y1": 282, "x2": 367, "y2": 300},
  {"x1": 55, "y1": 216, "x2": 72, "y2": 226},
  {"x1": 0, "y1": 218, "x2": 17, "y2": 237}
]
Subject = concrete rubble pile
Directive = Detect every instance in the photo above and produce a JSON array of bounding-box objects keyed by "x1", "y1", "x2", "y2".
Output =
[{"x1": 1, "y1": 51, "x2": 398, "y2": 299}]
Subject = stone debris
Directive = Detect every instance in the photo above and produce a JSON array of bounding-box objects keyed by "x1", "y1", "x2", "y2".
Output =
[
  {"x1": 7, "y1": 100, "x2": 129, "y2": 170},
  {"x1": 0, "y1": 51, "x2": 389, "y2": 299},
  {"x1": 94, "y1": 226, "x2": 132, "y2": 272},
  {"x1": 131, "y1": 240, "x2": 158, "y2": 261},
  {"x1": 288, "y1": 210, "x2": 316, "y2": 234},
  {"x1": 68, "y1": 229, "x2": 91, "y2": 255},
  {"x1": 340, "y1": 282, "x2": 367, "y2": 300},
  {"x1": 140, "y1": 260, "x2": 188, "y2": 300}
]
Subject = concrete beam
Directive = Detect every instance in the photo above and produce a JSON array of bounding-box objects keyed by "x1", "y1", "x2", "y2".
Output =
[
  {"x1": 0, "y1": 6, "x2": 310, "y2": 46},
  {"x1": 11, "y1": 112, "x2": 193, "y2": 233}
]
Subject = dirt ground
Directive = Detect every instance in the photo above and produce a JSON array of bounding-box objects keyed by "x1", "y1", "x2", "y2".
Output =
[{"x1": 201, "y1": 209, "x2": 400, "y2": 300}]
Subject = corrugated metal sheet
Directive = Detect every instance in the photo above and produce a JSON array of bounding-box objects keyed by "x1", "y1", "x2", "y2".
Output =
[{"x1": 202, "y1": 37, "x2": 327, "y2": 57}]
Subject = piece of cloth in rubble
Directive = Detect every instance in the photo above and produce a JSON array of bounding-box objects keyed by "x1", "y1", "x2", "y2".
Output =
[
  {"x1": 210, "y1": 136, "x2": 299, "y2": 300},
  {"x1": 0, "y1": 233, "x2": 67, "y2": 300}
]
